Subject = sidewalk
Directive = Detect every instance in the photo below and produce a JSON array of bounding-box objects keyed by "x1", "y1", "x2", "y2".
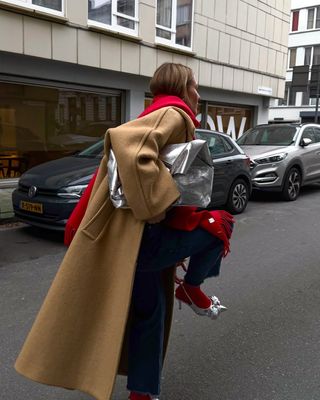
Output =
[{"x1": 0, "y1": 180, "x2": 18, "y2": 221}]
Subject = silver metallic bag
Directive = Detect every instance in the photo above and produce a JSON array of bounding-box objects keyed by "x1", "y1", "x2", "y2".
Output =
[{"x1": 107, "y1": 139, "x2": 214, "y2": 209}]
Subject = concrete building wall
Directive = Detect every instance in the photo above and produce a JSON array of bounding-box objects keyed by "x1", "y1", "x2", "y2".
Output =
[{"x1": 0, "y1": 0, "x2": 290, "y2": 100}]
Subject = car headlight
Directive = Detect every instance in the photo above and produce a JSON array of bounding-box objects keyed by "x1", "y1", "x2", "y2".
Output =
[
  {"x1": 254, "y1": 152, "x2": 288, "y2": 165},
  {"x1": 57, "y1": 184, "x2": 87, "y2": 198}
]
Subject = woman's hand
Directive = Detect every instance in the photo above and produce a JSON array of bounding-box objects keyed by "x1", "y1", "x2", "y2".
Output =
[{"x1": 147, "y1": 211, "x2": 166, "y2": 224}]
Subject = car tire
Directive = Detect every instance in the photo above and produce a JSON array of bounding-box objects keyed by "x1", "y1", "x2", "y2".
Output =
[
  {"x1": 226, "y1": 178, "x2": 249, "y2": 214},
  {"x1": 281, "y1": 167, "x2": 301, "y2": 201}
]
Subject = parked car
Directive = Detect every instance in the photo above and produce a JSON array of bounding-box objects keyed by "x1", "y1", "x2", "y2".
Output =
[
  {"x1": 237, "y1": 123, "x2": 320, "y2": 201},
  {"x1": 12, "y1": 129, "x2": 252, "y2": 231},
  {"x1": 195, "y1": 129, "x2": 251, "y2": 213}
]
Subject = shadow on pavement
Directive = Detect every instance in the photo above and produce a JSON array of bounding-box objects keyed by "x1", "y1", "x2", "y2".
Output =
[
  {"x1": 249, "y1": 183, "x2": 320, "y2": 203},
  {"x1": 20, "y1": 225, "x2": 65, "y2": 244}
]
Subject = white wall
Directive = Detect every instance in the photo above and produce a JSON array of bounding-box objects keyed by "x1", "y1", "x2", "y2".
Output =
[
  {"x1": 291, "y1": 0, "x2": 320, "y2": 10},
  {"x1": 269, "y1": 105, "x2": 315, "y2": 121},
  {"x1": 289, "y1": 30, "x2": 320, "y2": 47}
]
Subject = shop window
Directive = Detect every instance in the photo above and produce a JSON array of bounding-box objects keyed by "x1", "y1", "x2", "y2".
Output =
[
  {"x1": 144, "y1": 97, "x2": 251, "y2": 139},
  {"x1": 88, "y1": 0, "x2": 138, "y2": 35},
  {"x1": 0, "y1": 82, "x2": 122, "y2": 181},
  {"x1": 156, "y1": 0, "x2": 193, "y2": 49},
  {"x1": 0, "y1": 0, "x2": 63, "y2": 14},
  {"x1": 291, "y1": 10, "x2": 299, "y2": 32},
  {"x1": 206, "y1": 104, "x2": 253, "y2": 140}
]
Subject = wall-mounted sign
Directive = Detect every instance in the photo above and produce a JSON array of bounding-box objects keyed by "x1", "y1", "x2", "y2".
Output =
[
  {"x1": 202, "y1": 104, "x2": 253, "y2": 139},
  {"x1": 257, "y1": 86, "x2": 273, "y2": 96}
]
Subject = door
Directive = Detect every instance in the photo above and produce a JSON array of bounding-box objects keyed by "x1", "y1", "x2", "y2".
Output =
[
  {"x1": 300, "y1": 127, "x2": 320, "y2": 181},
  {"x1": 210, "y1": 135, "x2": 238, "y2": 206},
  {"x1": 310, "y1": 127, "x2": 320, "y2": 180}
]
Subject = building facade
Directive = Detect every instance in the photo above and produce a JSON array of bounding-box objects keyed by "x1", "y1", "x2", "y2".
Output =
[
  {"x1": 0, "y1": 0, "x2": 290, "y2": 188},
  {"x1": 269, "y1": 0, "x2": 320, "y2": 123}
]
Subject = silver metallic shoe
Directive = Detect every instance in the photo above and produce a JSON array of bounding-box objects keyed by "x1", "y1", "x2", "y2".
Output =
[{"x1": 177, "y1": 285, "x2": 227, "y2": 320}]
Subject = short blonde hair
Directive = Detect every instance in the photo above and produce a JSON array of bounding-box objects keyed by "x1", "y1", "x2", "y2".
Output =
[{"x1": 150, "y1": 63, "x2": 194, "y2": 101}]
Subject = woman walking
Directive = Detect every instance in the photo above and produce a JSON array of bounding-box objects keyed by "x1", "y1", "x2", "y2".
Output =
[{"x1": 15, "y1": 63, "x2": 233, "y2": 400}]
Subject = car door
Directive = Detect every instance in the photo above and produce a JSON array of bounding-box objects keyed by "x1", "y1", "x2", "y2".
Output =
[
  {"x1": 300, "y1": 126, "x2": 320, "y2": 181},
  {"x1": 210, "y1": 134, "x2": 237, "y2": 206},
  {"x1": 311, "y1": 127, "x2": 320, "y2": 180}
]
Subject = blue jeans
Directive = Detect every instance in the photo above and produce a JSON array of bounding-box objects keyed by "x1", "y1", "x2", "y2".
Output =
[{"x1": 127, "y1": 223, "x2": 224, "y2": 396}]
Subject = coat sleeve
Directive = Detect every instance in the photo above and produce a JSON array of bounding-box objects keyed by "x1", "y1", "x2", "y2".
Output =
[{"x1": 111, "y1": 108, "x2": 189, "y2": 220}]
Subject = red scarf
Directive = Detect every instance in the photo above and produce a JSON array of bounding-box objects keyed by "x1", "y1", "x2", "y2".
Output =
[
  {"x1": 64, "y1": 95, "x2": 234, "y2": 256},
  {"x1": 139, "y1": 95, "x2": 200, "y2": 127}
]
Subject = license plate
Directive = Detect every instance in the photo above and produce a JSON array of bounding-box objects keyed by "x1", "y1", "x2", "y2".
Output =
[{"x1": 20, "y1": 201, "x2": 43, "y2": 214}]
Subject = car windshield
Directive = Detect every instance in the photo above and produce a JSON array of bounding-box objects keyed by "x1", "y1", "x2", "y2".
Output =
[
  {"x1": 76, "y1": 140, "x2": 104, "y2": 158},
  {"x1": 237, "y1": 125, "x2": 298, "y2": 146}
]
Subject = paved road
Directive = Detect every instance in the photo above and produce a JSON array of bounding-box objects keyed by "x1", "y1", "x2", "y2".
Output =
[{"x1": 1, "y1": 185, "x2": 320, "y2": 400}]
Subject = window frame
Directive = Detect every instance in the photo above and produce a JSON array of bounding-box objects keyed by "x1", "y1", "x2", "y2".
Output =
[
  {"x1": 289, "y1": 48, "x2": 297, "y2": 69},
  {"x1": 312, "y1": 45, "x2": 320, "y2": 66},
  {"x1": 307, "y1": 7, "x2": 315, "y2": 30},
  {"x1": 316, "y1": 6, "x2": 320, "y2": 29},
  {"x1": 304, "y1": 46, "x2": 312, "y2": 66},
  {"x1": 291, "y1": 10, "x2": 299, "y2": 32},
  {"x1": 88, "y1": 0, "x2": 139, "y2": 37},
  {"x1": 306, "y1": 6, "x2": 320, "y2": 30},
  {"x1": 155, "y1": 0, "x2": 194, "y2": 51},
  {"x1": 0, "y1": 0, "x2": 65, "y2": 17}
]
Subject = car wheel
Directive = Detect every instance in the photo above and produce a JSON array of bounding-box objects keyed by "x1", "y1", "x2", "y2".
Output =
[
  {"x1": 282, "y1": 167, "x2": 301, "y2": 201},
  {"x1": 226, "y1": 178, "x2": 249, "y2": 214}
]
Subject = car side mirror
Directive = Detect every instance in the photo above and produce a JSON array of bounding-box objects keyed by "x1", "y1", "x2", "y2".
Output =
[{"x1": 300, "y1": 137, "x2": 312, "y2": 147}]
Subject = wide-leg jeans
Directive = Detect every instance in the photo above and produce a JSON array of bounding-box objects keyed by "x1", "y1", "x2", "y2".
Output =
[{"x1": 127, "y1": 222, "x2": 224, "y2": 396}]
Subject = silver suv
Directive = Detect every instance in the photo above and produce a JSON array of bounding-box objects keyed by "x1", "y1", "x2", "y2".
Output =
[{"x1": 237, "y1": 124, "x2": 320, "y2": 201}]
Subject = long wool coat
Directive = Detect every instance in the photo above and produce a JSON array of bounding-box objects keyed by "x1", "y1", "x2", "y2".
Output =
[{"x1": 15, "y1": 107, "x2": 195, "y2": 400}]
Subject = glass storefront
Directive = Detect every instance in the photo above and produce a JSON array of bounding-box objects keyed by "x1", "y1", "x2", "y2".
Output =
[
  {"x1": 0, "y1": 82, "x2": 122, "y2": 181},
  {"x1": 205, "y1": 104, "x2": 253, "y2": 140},
  {"x1": 144, "y1": 98, "x2": 253, "y2": 140}
]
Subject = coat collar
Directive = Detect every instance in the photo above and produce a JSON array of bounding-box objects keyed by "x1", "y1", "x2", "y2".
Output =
[{"x1": 138, "y1": 95, "x2": 200, "y2": 128}]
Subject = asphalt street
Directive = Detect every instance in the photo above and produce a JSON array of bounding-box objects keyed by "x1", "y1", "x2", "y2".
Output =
[{"x1": 1, "y1": 185, "x2": 320, "y2": 400}]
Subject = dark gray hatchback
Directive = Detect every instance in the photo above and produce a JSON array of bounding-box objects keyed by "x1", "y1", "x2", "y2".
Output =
[{"x1": 12, "y1": 129, "x2": 252, "y2": 230}]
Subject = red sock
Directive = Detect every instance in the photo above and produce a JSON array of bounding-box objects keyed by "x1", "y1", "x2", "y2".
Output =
[
  {"x1": 176, "y1": 282, "x2": 211, "y2": 309},
  {"x1": 129, "y1": 392, "x2": 152, "y2": 400}
]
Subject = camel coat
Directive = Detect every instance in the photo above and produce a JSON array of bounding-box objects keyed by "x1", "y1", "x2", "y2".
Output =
[{"x1": 15, "y1": 107, "x2": 195, "y2": 400}]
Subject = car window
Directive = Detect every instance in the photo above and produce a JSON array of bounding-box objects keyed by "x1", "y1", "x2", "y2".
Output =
[
  {"x1": 195, "y1": 130, "x2": 235, "y2": 157},
  {"x1": 237, "y1": 125, "x2": 297, "y2": 146},
  {"x1": 77, "y1": 140, "x2": 104, "y2": 158},
  {"x1": 209, "y1": 136, "x2": 229, "y2": 156},
  {"x1": 312, "y1": 127, "x2": 320, "y2": 142},
  {"x1": 302, "y1": 127, "x2": 315, "y2": 143},
  {"x1": 220, "y1": 136, "x2": 233, "y2": 152},
  {"x1": 210, "y1": 136, "x2": 226, "y2": 156}
]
